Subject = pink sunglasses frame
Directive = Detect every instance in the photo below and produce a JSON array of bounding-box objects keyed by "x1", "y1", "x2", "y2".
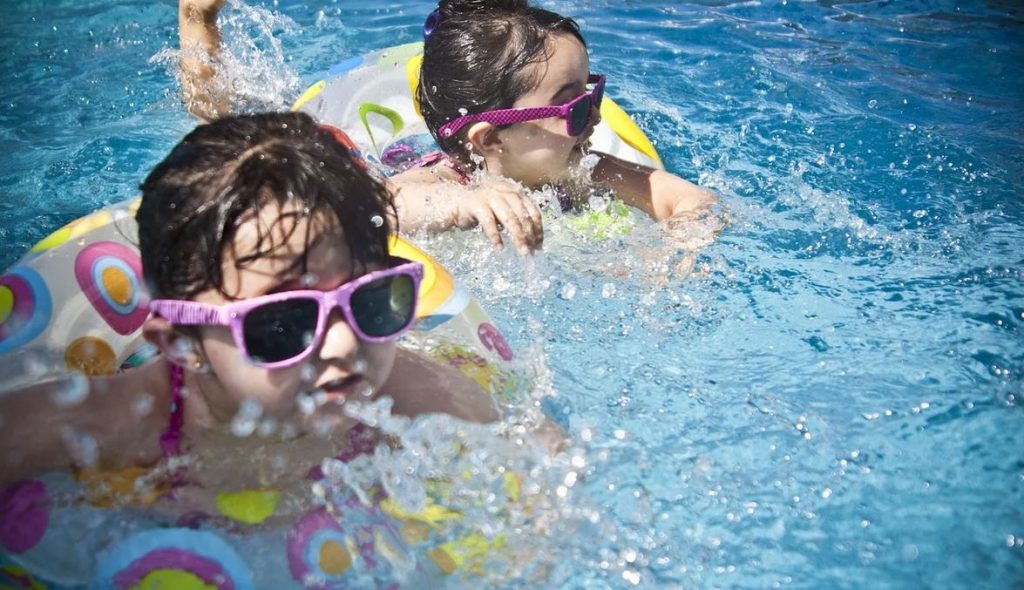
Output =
[
  {"x1": 148, "y1": 258, "x2": 423, "y2": 370},
  {"x1": 438, "y1": 74, "x2": 606, "y2": 139}
]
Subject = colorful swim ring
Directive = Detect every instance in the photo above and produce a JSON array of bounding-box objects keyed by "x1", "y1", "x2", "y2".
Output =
[
  {"x1": 293, "y1": 42, "x2": 663, "y2": 171},
  {"x1": 0, "y1": 197, "x2": 521, "y2": 588}
]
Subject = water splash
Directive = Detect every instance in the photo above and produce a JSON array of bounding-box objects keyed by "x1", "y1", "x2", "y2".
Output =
[{"x1": 150, "y1": 0, "x2": 301, "y2": 113}]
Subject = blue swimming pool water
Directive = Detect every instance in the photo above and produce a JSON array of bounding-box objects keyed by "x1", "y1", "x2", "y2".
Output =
[{"x1": 1, "y1": 0, "x2": 1022, "y2": 588}]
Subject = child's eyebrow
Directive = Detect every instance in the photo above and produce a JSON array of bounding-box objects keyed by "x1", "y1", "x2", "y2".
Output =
[{"x1": 551, "y1": 80, "x2": 582, "y2": 102}]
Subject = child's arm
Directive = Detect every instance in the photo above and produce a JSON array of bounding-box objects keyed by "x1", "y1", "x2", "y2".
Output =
[
  {"x1": 382, "y1": 348, "x2": 500, "y2": 424},
  {"x1": 591, "y1": 151, "x2": 717, "y2": 221},
  {"x1": 387, "y1": 169, "x2": 544, "y2": 256},
  {"x1": 178, "y1": 0, "x2": 229, "y2": 121},
  {"x1": 0, "y1": 362, "x2": 169, "y2": 485}
]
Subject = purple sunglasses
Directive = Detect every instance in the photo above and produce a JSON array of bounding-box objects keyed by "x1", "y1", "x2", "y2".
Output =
[
  {"x1": 148, "y1": 258, "x2": 423, "y2": 370},
  {"x1": 438, "y1": 74, "x2": 606, "y2": 139}
]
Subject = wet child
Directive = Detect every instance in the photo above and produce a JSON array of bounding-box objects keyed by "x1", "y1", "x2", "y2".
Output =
[
  {"x1": 0, "y1": 112, "x2": 498, "y2": 493},
  {"x1": 395, "y1": 0, "x2": 718, "y2": 251}
]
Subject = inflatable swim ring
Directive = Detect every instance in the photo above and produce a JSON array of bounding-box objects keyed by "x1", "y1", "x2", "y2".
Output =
[
  {"x1": 292, "y1": 42, "x2": 664, "y2": 171},
  {"x1": 0, "y1": 197, "x2": 520, "y2": 588}
]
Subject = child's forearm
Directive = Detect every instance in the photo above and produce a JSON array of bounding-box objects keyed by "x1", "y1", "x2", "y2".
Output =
[
  {"x1": 592, "y1": 151, "x2": 716, "y2": 221},
  {"x1": 0, "y1": 364, "x2": 168, "y2": 485},
  {"x1": 178, "y1": 0, "x2": 229, "y2": 120},
  {"x1": 387, "y1": 178, "x2": 461, "y2": 233}
]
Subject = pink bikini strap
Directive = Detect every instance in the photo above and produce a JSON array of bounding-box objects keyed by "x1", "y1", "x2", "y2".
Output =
[{"x1": 159, "y1": 363, "x2": 185, "y2": 457}]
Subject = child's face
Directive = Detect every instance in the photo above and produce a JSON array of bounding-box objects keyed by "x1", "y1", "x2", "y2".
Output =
[
  {"x1": 190, "y1": 201, "x2": 396, "y2": 431},
  {"x1": 489, "y1": 34, "x2": 598, "y2": 188}
]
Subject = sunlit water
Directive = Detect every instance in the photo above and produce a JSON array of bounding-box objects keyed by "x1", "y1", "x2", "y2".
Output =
[{"x1": 1, "y1": 0, "x2": 1022, "y2": 588}]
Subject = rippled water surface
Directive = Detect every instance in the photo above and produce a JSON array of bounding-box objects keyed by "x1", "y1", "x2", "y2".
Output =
[{"x1": 1, "y1": 0, "x2": 1022, "y2": 588}]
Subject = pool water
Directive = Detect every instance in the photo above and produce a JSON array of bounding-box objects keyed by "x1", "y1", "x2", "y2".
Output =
[{"x1": 1, "y1": 0, "x2": 1022, "y2": 588}]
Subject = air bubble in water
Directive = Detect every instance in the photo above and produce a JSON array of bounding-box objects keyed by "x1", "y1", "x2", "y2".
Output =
[
  {"x1": 868, "y1": 99, "x2": 878, "y2": 109},
  {"x1": 559, "y1": 283, "x2": 577, "y2": 300}
]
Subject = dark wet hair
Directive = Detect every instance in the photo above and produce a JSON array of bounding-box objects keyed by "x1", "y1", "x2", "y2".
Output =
[
  {"x1": 137, "y1": 112, "x2": 395, "y2": 300},
  {"x1": 417, "y1": 0, "x2": 585, "y2": 167}
]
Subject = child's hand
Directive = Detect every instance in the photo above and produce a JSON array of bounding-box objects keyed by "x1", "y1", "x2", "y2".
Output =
[{"x1": 452, "y1": 180, "x2": 544, "y2": 256}]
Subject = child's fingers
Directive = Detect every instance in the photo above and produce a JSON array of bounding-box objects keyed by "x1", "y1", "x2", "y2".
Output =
[
  {"x1": 520, "y1": 197, "x2": 544, "y2": 250},
  {"x1": 497, "y1": 208, "x2": 531, "y2": 256},
  {"x1": 474, "y1": 207, "x2": 505, "y2": 250}
]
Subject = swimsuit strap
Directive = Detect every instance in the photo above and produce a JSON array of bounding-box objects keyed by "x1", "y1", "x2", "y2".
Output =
[
  {"x1": 159, "y1": 363, "x2": 185, "y2": 457},
  {"x1": 410, "y1": 151, "x2": 471, "y2": 184}
]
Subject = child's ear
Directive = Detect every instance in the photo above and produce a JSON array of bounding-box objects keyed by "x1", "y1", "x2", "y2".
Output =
[
  {"x1": 142, "y1": 317, "x2": 205, "y2": 370},
  {"x1": 465, "y1": 122, "x2": 503, "y2": 158}
]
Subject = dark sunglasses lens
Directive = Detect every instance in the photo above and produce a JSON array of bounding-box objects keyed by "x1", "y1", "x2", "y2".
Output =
[
  {"x1": 569, "y1": 99, "x2": 591, "y2": 136},
  {"x1": 350, "y1": 273, "x2": 416, "y2": 338},
  {"x1": 242, "y1": 298, "x2": 319, "y2": 364},
  {"x1": 593, "y1": 81, "x2": 605, "y2": 108}
]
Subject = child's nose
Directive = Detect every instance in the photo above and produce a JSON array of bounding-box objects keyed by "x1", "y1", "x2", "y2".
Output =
[{"x1": 317, "y1": 309, "x2": 359, "y2": 363}]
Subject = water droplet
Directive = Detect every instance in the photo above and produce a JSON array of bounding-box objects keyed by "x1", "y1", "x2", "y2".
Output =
[
  {"x1": 300, "y1": 362, "x2": 317, "y2": 383},
  {"x1": 299, "y1": 272, "x2": 319, "y2": 287},
  {"x1": 559, "y1": 283, "x2": 577, "y2": 300},
  {"x1": 601, "y1": 283, "x2": 617, "y2": 298},
  {"x1": 370, "y1": 214, "x2": 384, "y2": 227},
  {"x1": 257, "y1": 418, "x2": 278, "y2": 437},
  {"x1": 51, "y1": 373, "x2": 90, "y2": 407},
  {"x1": 297, "y1": 393, "x2": 315, "y2": 416},
  {"x1": 580, "y1": 153, "x2": 600, "y2": 170},
  {"x1": 587, "y1": 193, "x2": 610, "y2": 213},
  {"x1": 868, "y1": 99, "x2": 878, "y2": 109},
  {"x1": 61, "y1": 426, "x2": 98, "y2": 467},
  {"x1": 133, "y1": 393, "x2": 154, "y2": 417},
  {"x1": 902, "y1": 544, "x2": 919, "y2": 560},
  {"x1": 230, "y1": 400, "x2": 263, "y2": 437}
]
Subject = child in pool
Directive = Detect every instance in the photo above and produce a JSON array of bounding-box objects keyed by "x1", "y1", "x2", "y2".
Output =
[
  {"x1": 0, "y1": 112, "x2": 497, "y2": 495},
  {"x1": 177, "y1": 0, "x2": 716, "y2": 256},
  {"x1": 397, "y1": 0, "x2": 719, "y2": 248}
]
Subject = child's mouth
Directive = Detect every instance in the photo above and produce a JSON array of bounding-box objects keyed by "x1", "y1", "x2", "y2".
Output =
[{"x1": 310, "y1": 375, "x2": 364, "y2": 404}]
